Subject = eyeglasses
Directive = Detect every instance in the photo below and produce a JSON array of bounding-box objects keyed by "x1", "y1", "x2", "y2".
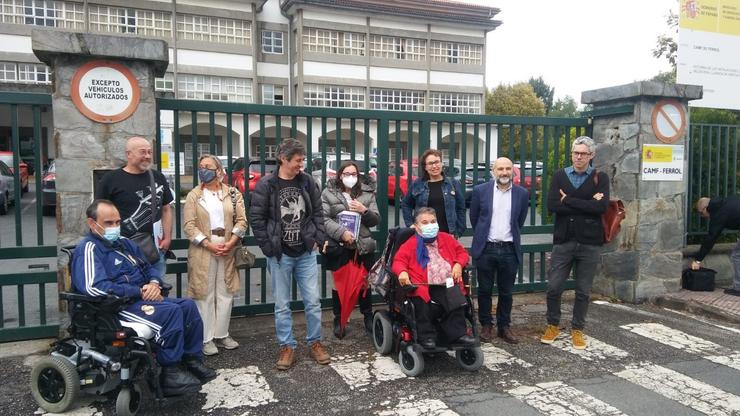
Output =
[
  {"x1": 341, "y1": 172, "x2": 358, "y2": 177},
  {"x1": 426, "y1": 160, "x2": 442, "y2": 167},
  {"x1": 572, "y1": 151, "x2": 592, "y2": 158}
]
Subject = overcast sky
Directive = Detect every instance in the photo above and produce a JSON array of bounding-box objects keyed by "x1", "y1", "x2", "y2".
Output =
[{"x1": 479, "y1": 0, "x2": 679, "y2": 106}]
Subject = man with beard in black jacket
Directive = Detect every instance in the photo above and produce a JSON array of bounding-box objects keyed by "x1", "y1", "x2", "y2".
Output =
[{"x1": 692, "y1": 196, "x2": 740, "y2": 296}]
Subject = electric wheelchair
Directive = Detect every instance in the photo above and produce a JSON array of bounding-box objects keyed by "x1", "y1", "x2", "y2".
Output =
[
  {"x1": 30, "y1": 247, "x2": 199, "y2": 415},
  {"x1": 370, "y1": 227, "x2": 484, "y2": 376}
]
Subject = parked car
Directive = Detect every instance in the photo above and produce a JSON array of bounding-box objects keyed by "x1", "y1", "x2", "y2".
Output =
[
  {"x1": 311, "y1": 154, "x2": 377, "y2": 188},
  {"x1": 41, "y1": 161, "x2": 56, "y2": 216},
  {"x1": 0, "y1": 160, "x2": 17, "y2": 215},
  {"x1": 0, "y1": 151, "x2": 29, "y2": 193},
  {"x1": 513, "y1": 161, "x2": 543, "y2": 192},
  {"x1": 221, "y1": 157, "x2": 279, "y2": 193},
  {"x1": 387, "y1": 159, "x2": 418, "y2": 201},
  {"x1": 458, "y1": 163, "x2": 538, "y2": 206}
]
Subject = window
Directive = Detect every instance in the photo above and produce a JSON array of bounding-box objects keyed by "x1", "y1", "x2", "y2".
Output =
[
  {"x1": 0, "y1": 62, "x2": 51, "y2": 84},
  {"x1": 369, "y1": 89, "x2": 425, "y2": 111},
  {"x1": 262, "y1": 30, "x2": 283, "y2": 54},
  {"x1": 155, "y1": 73, "x2": 174, "y2": 92},
  {"x1": 429, "y1": 92, "x2": 481, "y2": 114},
  {"x1": 370, "y1": 36, "x2": 426, "y2": 61},
  {"x1": 262, "y1": 84, "x2": 284, "y2": 105},
  {"x1": 0, "y1": 0, "x2": 83, "y2": 29},
  {"x1": 176, "y1": 14, "x2": 250, "y2": 45},
  {"x1": 303, "y1": 28, "x2": 364, "y2": 56},
  {"x1": 430, "y1": 41, "x2": 482, "y2": 65},
  {"x1": 177, "y1": 74, "x2": 252, "y2": 102},
  {"x1": 88, "y1": 5, "x2": 172, "y2": 37},
  {"x1": 0, "y1": 62, "x2": 17, "y2": 82},
  {"x1": 304, "y1": 84, "x2": 364, "y2": 108}
]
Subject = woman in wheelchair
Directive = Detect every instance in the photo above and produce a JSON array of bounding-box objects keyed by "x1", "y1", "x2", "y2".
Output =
[{"x1": 391, "y1": 207, "x2": 476, "y2": 348}]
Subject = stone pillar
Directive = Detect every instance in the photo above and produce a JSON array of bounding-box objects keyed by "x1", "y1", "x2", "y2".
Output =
[
  {"x1": 32, "y1": 30, "x2": 168, "y2": 247},
  {"x1": 582, "y1": 81, "x2": 702, "y2": 303}
]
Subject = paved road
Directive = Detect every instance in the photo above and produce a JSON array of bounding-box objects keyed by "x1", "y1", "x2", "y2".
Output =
[{"x1": 3, "y1": 296, "x2": 739, "y2": 415}]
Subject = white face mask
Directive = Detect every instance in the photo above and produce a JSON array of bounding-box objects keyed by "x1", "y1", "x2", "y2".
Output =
[{"x1": 342, "y1": 175, "x2": 358, "y2": 189}]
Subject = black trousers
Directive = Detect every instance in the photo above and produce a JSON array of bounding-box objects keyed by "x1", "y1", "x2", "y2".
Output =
[{"x1": 409, "y1": 285, "x2": 467, "y2": 343}]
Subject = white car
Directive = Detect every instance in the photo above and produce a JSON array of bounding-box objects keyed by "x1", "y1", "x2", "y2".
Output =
[{"x1": 0, "y1": 160, "x2": 17, "y2": 215}]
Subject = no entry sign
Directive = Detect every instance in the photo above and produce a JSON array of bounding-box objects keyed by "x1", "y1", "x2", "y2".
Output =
[
  {"x1": 71, "y1": 60, "x2": 140, "y2": 124},
  {"x1": 651, "y1": 99, "x2": 687, "y2": 144}
]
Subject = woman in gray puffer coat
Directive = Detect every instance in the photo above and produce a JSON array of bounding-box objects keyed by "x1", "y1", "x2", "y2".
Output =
[{"x1": 321, "y1": 161, "x2": 380, "y2": 339}]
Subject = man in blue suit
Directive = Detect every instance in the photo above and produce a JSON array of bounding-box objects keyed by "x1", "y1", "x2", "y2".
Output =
[{"x1": 469, "y1": 157, "x2": 529, "y2": 343}]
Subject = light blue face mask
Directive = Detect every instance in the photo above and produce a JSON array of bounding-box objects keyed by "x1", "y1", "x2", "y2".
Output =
[
  {"x1": 198, "y1": 167, "x2": 218, "y2": 184},
  {"x1": 419, "y1": 222, "x2": 439, "y2": 239},
  {"x1": 96, "y1": 223, "x2": 120, "y2": 242}
]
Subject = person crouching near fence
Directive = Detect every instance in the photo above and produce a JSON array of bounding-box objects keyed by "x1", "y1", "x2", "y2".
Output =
[
  {"x1": 321, "y1": 160, "x2": 380, "y2": 339},
  {"x1": 184, "y1": 154, "x2": 248, "y2": 356}
]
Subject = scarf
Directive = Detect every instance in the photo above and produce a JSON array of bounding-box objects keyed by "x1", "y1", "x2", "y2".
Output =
[{"x1": 415, "y1": 233, "x2": 437, "y2": 269}]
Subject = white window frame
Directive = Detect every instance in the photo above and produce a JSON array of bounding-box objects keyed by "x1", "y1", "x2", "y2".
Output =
[
  {"x1": 370, "y1": 35, "x2": 426, "y2": 61},
  {"x1": 17, "y1": 63, "x2": 51, "y2": 84},
  {"x1": 261, "y1": 30, "x2": 284, "y2": 54},
  {"x1": 429, "y1": 92, "x2": 481, "y2": 114},
  {"x1": 177, "y1": 74, "x2": 252, "y2": 103},
  {"x1": 88, "y1": 5, "x2": 172, "y2": 37},
  {"x1": 303, "y1": 28, "x2": 364, "y2": 56},
  {"x1": 430, "y1": 41, "x2": 482, "y2": 65},
  {"x1": 369, "y1": 88, "x2": 425, "y2": 111},
  {"x1": 0, "y1": 62, "x2": 17, "y2": 82},
  {"x1": 155, "y1": 73, "x2": 174, "y2": 92},
  {"x1": 0, "y1": 0, "x2": 84, "y2": 29},
  {"x1": 176, "y1": 14, "x2": 251, "y2": 45},
  {"x1": 303, "y1": 84, "x2": 365, "y2": 108},
  {"x1": 262, "y1": 84, "x2": 284, "y2": 105}
]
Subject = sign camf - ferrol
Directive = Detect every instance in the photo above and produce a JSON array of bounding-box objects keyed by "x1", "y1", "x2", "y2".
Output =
[{"x1": 71, "y1": 60, "x2": 140, "y2": 123}]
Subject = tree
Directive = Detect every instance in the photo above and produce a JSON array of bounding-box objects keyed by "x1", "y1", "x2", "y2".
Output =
[
  {"x1": 549, "y1": 95, "x2": 579, "y2": 118},
  {"x1": 653, "y1": 11, "x2": 678, "y2": 71},
  {"x1": 528, "y1": 76, "x2": 555, "y2": 114},
  {"x1": 485, "y1": 83, "x2": 545, "y2": 116}
]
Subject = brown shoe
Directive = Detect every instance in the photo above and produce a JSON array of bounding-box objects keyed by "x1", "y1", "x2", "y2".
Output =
[
  {"x1": 497, "y1": 327, "x2": 519, "y2": 344},
  {"x1": 479, "y1": 324, "x2": 494, "y2": 342},
  {"x1": 276, "y1": 346, "x2": 296, "y2": 370},
  {"x1": 309, "y1": 341, "x2": 331, "y2": 365}
]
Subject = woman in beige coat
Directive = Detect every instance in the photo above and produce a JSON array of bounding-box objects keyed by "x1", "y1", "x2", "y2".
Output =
[{"x1": 184, "y1": 154, "x2": 248, "y2": 356}]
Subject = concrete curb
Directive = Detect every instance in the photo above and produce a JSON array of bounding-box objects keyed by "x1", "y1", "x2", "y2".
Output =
[
  {"x1": 0, "y1": 338, "x2": 55, "y2": 360},
  {"x1": 651, "y1": 296, "x2": 740, "y2": 325}
]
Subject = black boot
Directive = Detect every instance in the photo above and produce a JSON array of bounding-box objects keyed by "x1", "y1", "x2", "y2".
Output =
[
  {"x1": 160, "y1": 365, "x2": 201, "y2": 396},
  {"x1": 332, "y1": 290, "x2": 345, "y2": 339},
  {"x1": 184, "y1": 356, "x2": 217, "y2": 382}
]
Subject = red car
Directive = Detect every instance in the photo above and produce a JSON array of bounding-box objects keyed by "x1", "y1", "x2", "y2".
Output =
[
  {"x1": 222, "y1": 157, "x2": 278, "y2": 193},
  {"x1": 387, "y1": 160, "x2": 418, "y2": 201},
  {"x1": 0, "y1": 151, "x2": 29, "y2": 193}
]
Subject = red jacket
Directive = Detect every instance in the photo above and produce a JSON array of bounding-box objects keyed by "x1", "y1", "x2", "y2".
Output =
[{"x1": 391, "y1": 231, "x2": 469, "y2": 303}]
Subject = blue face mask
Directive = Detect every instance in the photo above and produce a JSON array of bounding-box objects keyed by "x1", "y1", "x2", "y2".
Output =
[
  {"x1": 96, "y1": 223, "x2": 120, "y2": 242},
  {"x1": 198, "y1": 167, "x2": 217, "y2": 184},
  {"x1": 419, "y1": 222, "x2": 439, "y2": 240}
]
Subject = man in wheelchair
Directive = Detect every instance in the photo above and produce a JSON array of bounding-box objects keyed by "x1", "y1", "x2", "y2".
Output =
[
  {"x1": 71, "y1": 199, "x2": 215, "y2": 395},
  {"x1": 390, "y1": 207, "x2": 476, "y2": 348}
]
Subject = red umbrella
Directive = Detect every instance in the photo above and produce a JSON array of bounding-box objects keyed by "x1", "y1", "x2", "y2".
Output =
[{"x1": 333, "y1": 257, "x2": 368, "y2": 330}]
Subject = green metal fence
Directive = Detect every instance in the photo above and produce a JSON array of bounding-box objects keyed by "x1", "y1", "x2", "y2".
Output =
[
  {"x1": 156, "y1": 99, "x2": 590, "y2": 315},
  {"x1": 0, "y1": 92, "x2": 58, "y2": 342},
  {"x1": 686, "y1": 123, "x2": 740, "y2": 241}
]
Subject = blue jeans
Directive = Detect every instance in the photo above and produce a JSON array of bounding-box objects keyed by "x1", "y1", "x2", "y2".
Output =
[
  {"x1": 475, "y1": 242, "x2": 518, "y2": 328},
  {"x1": 267, "y1": 250, "x2": 322, "y2": 348}
]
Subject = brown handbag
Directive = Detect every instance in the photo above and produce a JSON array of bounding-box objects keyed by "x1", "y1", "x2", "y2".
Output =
[{"x1": 593, "y1": 170, "x2": 626, "y2": 243}]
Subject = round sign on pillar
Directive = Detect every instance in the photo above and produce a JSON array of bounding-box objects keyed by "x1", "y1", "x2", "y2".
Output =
[
  {"x1": 651, "y1": 99, "x2": 687, "y2": 144},
  {"x1": 71, "y1": 60, "x2": 140, "y2": 124}
]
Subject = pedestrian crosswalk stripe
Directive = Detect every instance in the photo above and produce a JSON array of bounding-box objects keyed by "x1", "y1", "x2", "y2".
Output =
[
  {"x1": 549, "y1": 334, "x2": 630, "y2": 361},
  {"x1": 375, "y1": 396, "x2": 459, "y2": 416},
  {"x1": 330, "y1": 352, "x2": 406, "y2": 391},
  {"x1": 508, "y1": 381, "x2": 628, "y2": 416},
  {"x1": 200, "y1": 366, "x2": 277, "y2": 411},
  {"x1": 621, "y1": 323, "x2": 740, "y2": 371},
  {"x1": 479, "y1": 344, "x2": 533, "y2": 371},
  {"x1": 615, "y1": 362, "x2": 740, "y2": 415}
]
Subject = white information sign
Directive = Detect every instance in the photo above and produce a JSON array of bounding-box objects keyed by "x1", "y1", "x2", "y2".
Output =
[
  {"x1": 71, "y1": 60, "x2": 140, "y2": 123},
  {"x1": 641, "y1": 144, "x2": 685, "y2": 181}
]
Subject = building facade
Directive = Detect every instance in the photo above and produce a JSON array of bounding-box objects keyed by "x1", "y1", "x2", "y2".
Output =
[{"x1": 0, "y1": 0, "x2": 500, "y2": 169}]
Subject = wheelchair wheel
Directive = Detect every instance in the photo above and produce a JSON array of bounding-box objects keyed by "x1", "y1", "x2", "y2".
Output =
[
  {"x1": 398, "y1": 345, "x2": 424, "y2": 377},
  {"x1": 456, "y1": 346, "x2": 484, "y2": 372},
  {"x1": 372, "y1": 311, "x2": 393, "y2": 355},
  {"x1": 115, "y1": 383, "x2": 143, "y2": 416},
  {"x1": 30, "y1": 356, "x2": 80, "y2": 413}
]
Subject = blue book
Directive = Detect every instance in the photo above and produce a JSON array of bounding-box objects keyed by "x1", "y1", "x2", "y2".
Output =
[{"x1": 337, "y1": 210, "x2": 361, "y2": 238}]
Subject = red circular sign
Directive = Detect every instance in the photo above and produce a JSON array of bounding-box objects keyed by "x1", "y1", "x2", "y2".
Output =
[{"x1": 70, "y1": 60, "x2": 140, "y2": 124}]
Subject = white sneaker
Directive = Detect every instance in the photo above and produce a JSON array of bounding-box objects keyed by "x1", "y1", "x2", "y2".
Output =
[
  {"x1": 215, "y1": 336, "x2": 239, "y2": 350},
  {"x1": 203, "y1": 340, "x2": 218, "y2": 356}
]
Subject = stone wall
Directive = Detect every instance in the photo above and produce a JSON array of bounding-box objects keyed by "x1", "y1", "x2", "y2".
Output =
[{"x1": 582, "y1": 81, "x2": 702, "y2": 302}]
